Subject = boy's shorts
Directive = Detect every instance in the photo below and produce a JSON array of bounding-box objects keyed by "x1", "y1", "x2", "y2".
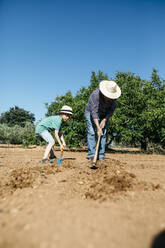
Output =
[{"x1": 39, "y1": 130, "x2": 54, "y2": 144}]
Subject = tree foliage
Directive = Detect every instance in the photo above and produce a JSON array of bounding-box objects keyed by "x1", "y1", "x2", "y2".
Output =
[
  {"x1": 0, "y1": 122, "x2": 42, "y2": 146},
  {"x1": 46, "y1": 69, "x2": 165, "y2": 150},
  {"x1": 0, "y1": 106, "x2": 35, "y2": 127},
  {"x1": 139, "y1": 69, "x2": 165, "y2": 149},
  {"x1": 46, "y1": 71, "x2": 109, "y2": 147},
  {"x1": 110, "y1": 69, "x2": 165, "y2": 150},
  {"x1": 1, "y1": 69, "x2": 165, "y2": 151}
]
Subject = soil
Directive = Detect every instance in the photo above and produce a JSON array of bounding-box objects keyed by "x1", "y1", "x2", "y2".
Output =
[{"x1": 0, "y1": 145, "x2": 165, "y2": 248}]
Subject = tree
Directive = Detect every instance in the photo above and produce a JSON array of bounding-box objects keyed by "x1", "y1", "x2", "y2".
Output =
[
  {"x1": 110, "y1": 71, "x2": 145, "y2": 147},
  {"x1": 45, "y1": 69, "x2": 165, "y2": 150},
  {"x1": 45, "y1": 71, "x2": 109, "y2": 147},
  {"x1": 139, "y1": 69, "x2": 165, "y2": 149},
  {"x1": 112, "y1": 69, "x2": 165, "y2": 150},
  {"x1": 0, "y1": 106, "x2": 35, "y2": 127}
]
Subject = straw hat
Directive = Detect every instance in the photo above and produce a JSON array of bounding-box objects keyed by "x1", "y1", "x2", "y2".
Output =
[
  {"x1": 59, "y1": 105, "x2": 73, "y2": 115},
  {"x1": 99, "y1": 80, "x2": 121, "y2": 99}
]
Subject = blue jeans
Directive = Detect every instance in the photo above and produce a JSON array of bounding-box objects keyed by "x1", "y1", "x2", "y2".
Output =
[{"x1": 85, "y1": 109, "x2": 109, "y2": 159}]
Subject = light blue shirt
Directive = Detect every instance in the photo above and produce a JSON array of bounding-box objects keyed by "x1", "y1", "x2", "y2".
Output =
[{"x1": 35, "y1": 116, "x2": 62, "y2": 134}]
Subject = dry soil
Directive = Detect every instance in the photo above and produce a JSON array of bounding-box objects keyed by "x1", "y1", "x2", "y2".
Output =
[{"x1": 0, "y1": 145, "x2": 165, "y2": 248}]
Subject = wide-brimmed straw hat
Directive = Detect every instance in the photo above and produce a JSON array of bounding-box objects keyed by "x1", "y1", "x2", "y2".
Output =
[
  {"x1": 99, "y1": 80, "x2": 121, "y2": 99},
  {"x1": 59, "y1": 105, "x2": 73, "y2": 116}
]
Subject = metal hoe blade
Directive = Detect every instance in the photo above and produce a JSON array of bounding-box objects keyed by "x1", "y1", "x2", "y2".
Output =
[
  {"x1": 56, "y1": 155, "x2": 62, "y2": 164},
  {"x1": 56, "y1": 149, "x2": 64, "y2": 165}
]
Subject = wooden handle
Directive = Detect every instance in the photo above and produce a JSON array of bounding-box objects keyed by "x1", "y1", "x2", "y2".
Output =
[
  {"x1": 61, "y1": 148, "x2": 64, "y2": 157},
  {"x1": 93, "y1": 135, "x2": 101, "y2": 164}
]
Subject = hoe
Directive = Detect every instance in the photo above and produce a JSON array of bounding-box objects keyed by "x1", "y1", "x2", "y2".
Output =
[
  {"x1": 92, "y1": 135, "x2": 101, "y2": 167},
  {"x1": 56, "y1": 148, "x2": 64, "y2": 165}
]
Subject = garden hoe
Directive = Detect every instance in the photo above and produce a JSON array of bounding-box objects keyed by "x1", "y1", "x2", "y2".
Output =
[
  {"x1": 56, "y1": 148, "x2": 64, "y2": 165},
  {"x1": 92, "y1": 135, "x2": 101, "y2": 167}
]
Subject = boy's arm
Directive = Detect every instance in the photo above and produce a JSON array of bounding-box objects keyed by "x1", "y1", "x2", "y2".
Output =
[
  {"x1": 60, "y1": 134, "x2": 66, "y2": 147},
  {"x1": 54, "y1": 130, "x2": 64, "y2": 150}
]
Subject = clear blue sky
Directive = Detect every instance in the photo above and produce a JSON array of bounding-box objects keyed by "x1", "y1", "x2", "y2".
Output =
[{"x1": 1, "y1": 0, "x2": 165, "y2": 122}]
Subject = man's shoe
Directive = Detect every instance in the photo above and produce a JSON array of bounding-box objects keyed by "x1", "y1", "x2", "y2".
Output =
[
  {"x1": 87, "y1": 157, "x2": 94, "y2": 163},
  {"x1": 99, "y1": 157, "x2": 105, "y2": 161}
]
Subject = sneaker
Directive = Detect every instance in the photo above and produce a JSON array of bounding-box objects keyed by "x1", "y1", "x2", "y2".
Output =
[
  {"x1": 49, "y1": 155, "x2": 57, "y2": 159},
  {"x1": 99, "y1": 157, "x2": 105, "y2": 161},
  {"x1": 40, "y1": 159, "x2": 54, "y2": 163},
  {"x1": 87, "y1": 157, "x2": 94, "y2": 163}
]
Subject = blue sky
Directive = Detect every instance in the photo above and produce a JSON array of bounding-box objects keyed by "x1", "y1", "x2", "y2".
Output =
[{"x1": 1, "y1": 0, "x2": 165, "y2": 122}]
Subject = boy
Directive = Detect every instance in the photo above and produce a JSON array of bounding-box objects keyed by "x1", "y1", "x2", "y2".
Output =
[{"x1": 35, "y1": 105, "x2": 73, "y2": 163}]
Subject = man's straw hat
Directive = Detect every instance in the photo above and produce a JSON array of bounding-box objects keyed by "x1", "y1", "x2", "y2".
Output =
[{"x1": 99, "y1": 80, "x2": 121, "y2": 99}]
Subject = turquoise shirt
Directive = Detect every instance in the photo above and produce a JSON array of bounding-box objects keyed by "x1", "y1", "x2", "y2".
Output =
[{"x1": 35, "y1": 116, "x2": 62, "y2": 134}]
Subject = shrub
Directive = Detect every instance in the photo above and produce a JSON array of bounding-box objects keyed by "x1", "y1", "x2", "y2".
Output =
[{"x1": 0, "y1": 122, "x2": 42, "y2": 146}]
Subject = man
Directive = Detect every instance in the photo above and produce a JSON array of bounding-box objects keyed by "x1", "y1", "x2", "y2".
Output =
[{"x1": 85, "y1": 80, "x2": 121, "y2": 161}]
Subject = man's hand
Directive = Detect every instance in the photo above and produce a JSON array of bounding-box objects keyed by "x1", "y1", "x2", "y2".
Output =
[
  {"x1": 94, "y1": 118, "x2": 102, "y2": 136},
  {"x1": 97, "y1": 127, "x2": 103, "y2": 136}
]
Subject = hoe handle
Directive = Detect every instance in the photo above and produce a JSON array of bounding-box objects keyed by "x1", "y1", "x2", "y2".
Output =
[
  {"x1": 93, "y1": 135, "x2": 101, "y2": 164},
  {"x1": 56, "y1": 148, "x2": 64, "y2": 165},
  {"x1": 61, "y1": 148, "x2": 64, "y2": 158}
]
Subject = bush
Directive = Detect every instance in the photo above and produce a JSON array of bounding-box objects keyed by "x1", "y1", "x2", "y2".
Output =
[{"x1": 0, "y1": 122, "x2": 42, "y2": 146}]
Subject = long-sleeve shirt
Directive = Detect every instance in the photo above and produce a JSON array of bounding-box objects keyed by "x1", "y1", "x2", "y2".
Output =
[{"x1": 86, "y1": 89, "x2": 116, "y2": 119}]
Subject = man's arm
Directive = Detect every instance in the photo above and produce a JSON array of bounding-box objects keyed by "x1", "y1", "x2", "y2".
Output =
[
  {"x1": 99, "y1": 118, "x2": 108, "y2": 129},
  {"x1": 93, "y1": 118, "x2": 103, "y2": 136},
  {"x1": 89, "y1": 90, "x2": 99, "y2": 120}
]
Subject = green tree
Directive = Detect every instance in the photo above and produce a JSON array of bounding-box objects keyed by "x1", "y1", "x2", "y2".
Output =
[
  {"x1": 0, "y1": 122, "x2": 41, "y2": 145},
  {"x1": 45, "y1": 69, "x2": 165, "y2": 150},
  {"x1": 139, "y1": 69, "x2": 165, "y2": 149},
  {"x1": 45, "y1": 71, "x2": 109, "y2": 147},
  {"x1": 0, "y1": 106, "x2": 35, "y2": 127},
  {"x1": 110, "y1": 71, "x2": 144, "y2": 147},
  {"x1": 112, "y1": 69, "x2": 165, "y2": 150}
]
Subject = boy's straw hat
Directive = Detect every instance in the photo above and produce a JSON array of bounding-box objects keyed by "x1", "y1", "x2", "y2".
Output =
[
  {"x1": 59, "y1": 105, "x2": 73, "y2": 115},
  {"x1": 99, "y1": 80, "x2": 121, "y2": 99}
]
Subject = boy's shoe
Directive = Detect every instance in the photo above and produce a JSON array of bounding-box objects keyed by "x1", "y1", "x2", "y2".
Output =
[
  {"x1": 49, "y1": 155, "x2": 57, "y2": 159},
  {"x1": 40, "y1": 159, "x2": 54, "y2": 164}
]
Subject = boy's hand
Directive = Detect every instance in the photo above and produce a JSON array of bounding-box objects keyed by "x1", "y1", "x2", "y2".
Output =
[
  {"x1": 60, "y1": 144, "x2": 64, "y2": 151},
  {"x1": 62, "y1": 142, "x2": 66, "y2": 148}
]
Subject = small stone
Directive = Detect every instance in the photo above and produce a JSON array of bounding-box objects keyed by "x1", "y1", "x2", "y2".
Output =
[{"x1": 78, "y1": 181, "x2": 84, "y2": 185}]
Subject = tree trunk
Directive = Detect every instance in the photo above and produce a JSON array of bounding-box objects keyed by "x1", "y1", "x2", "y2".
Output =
[{"x1": 141, "y1": 140, "x2": 147, "y2": 150}]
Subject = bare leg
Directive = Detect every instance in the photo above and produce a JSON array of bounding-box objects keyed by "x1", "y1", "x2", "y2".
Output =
[{"x1": 43, "y1": 142, "x2": 55, "y2": 159}]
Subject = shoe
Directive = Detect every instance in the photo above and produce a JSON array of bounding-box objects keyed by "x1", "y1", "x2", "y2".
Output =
[
  {"x1": 40, "y1": 159, "x2": 54, "y2": 163},
  {"x1": 49, "y1": 155, "x2": 57, "y2": 159},
  {"x1": 99, "y1": 157, "x2": 105, "y2": 161},
  {"x1": 87, "y1": 157, "x2": 94, "y2": 163}
]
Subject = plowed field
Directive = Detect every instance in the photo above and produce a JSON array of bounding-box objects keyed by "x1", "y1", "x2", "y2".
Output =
[{"x1": 0, "y1": 145, "x2": 165, "y2": 248}]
